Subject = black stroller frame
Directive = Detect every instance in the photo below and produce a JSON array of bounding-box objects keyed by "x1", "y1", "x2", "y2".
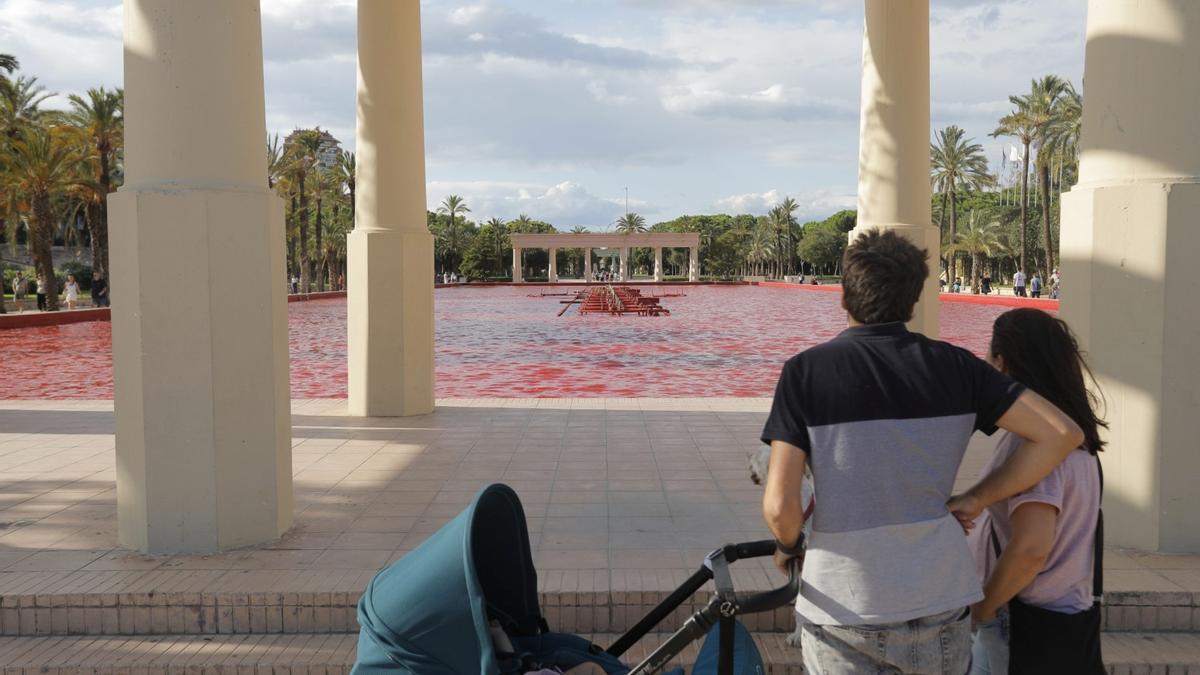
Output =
[{"x1": 604, "y1": 539, "x2": 801, "y2": 675}]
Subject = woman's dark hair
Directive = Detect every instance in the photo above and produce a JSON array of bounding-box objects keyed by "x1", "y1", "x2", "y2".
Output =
[
  {"x1": 990, "y1": 308, "x2": 1107, "y2": 453},
  {"x1": 841, "y1": 229, "x2": 929, "y2": 324}
]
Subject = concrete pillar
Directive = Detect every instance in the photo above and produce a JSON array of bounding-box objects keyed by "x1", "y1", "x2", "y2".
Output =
[
  {"x1": 347, "y1": 0, "x2": 434, "y2": 418},
  {"x1": 688, "y1": 246, "x2": 699, "y2": 282},
  {"x1": 654, "y1": 247, "x2": 663, "y2": 282},
  {"x1": 583, "y1": 248, "x2": 592, "y2": 282},
  {"x1": 1059, "y1": 0, "x2": 1200, "y2": 552},
  {"x1": 513, "y1": 248, "x2": 523, "y2": 282},
  {"x1": 618, "y1": 248, "x2": 629, "y2": 281},
  {"x1": 548, "y1": 248, "x2": 558, "y2": 283},
  {"x1": 108, "y1": 0, "x2": 291, "y2": 553},
  {"x1": 849, "y1": 0, "x2": 938, "y2": 337}
]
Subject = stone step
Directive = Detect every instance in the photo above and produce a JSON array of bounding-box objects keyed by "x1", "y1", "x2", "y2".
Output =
[
  {"x1": 0, "y1": 632, "x2": 1196, "y2": 674},
  {"x1": 1, "y1": 583, "x2": 1195, "y2": 637}
]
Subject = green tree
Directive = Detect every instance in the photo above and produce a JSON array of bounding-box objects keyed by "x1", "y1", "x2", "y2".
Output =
[
  {"x1": 435, "y1": 195, "x2": 472, "y2": 273},
  {"x1": 798, "y1": 221, "x2": 846, "y2": 275},
  {"x1": 932, "y1": 125, "x2": 993, "y2": 280},
  {"x1": 993, "y1": 84, "x2": 1045, "y2": 275},
  {"x1": 283, "y1": 128, "x2": 324, "y2": 291},
  {"x1": 67, "y1": 87, "x2": 123, "y2": 279},
  {"x1": 948, "y1": 211, "x2": 1003, "y2": 293},
  {"x1": 0, "y1": 54, "x2": 17, "y2": 74},
  {"x1": 1015, "y1": 75, "x2": 1069, "y2": 276},
  {"x1": 336, "y1": 150, "x2": 356, "y2": 220}
]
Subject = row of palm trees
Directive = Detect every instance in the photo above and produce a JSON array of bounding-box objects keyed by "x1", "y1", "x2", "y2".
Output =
[
  {"x1": 0, "y1": 54, "x2": 123, "y2": 313},
  {"x1": 933, "y1": 74, "x2": 1083, "y2": 288},
  {"x1": 267, "y1": 129, "x2": 355, "y2": 293}
]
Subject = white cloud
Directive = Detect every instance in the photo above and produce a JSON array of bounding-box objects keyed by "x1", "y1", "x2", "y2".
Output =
[
  {"x1": 715, "y1": 188, "x2": 856, "y2": 220},
  {"x1": 427, "y1": 180, "x2": 640, "y2": 228}
]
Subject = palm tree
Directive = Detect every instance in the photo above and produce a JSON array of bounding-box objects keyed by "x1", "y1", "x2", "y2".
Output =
[
  {"x1": 747, "y1": 221, "x2": 775, "y2": 277},
  {"x1": 932, "y1": 125, "x2": 994, "y2": 280},
  {"x1": 615, "y1": 212, "x2": 646, "y2": 234},
  {"x1": 311, "y1": 168, "x2": 339, "y2": 291},
  {"x1": 266, "y1": 133, "x2": 285, "y2": 191},
  {"x1": 0, "y1": 54, "x2": 17, "y2": 74},
  {"x1": 1016, "y1": 75, "x2": 1069, "y2": 277},
  {"x1": 67, "y1": 87, "x2": 122, "y2": 280},
  {"x1": 948, "y1": 211, "x2": 1003, "y2": 294},
  {"x1": 777, "y1": 196, "x2": 799, "y2": 274},
  {"x1": 6, "y1": 125, "x2": 86, "y2": 311},
  {"x1": 0, "y1": 75, "x2": 51, "y2": 141},
  {"x1": 336, "y1": 150, "x2": 355, "y2": 220},
  {"x1": 284, "y1": 129, "x2": 323, "y2": 291},
  {"x1": 436, "y1": 195, "x2": 471, "y2": 272}
]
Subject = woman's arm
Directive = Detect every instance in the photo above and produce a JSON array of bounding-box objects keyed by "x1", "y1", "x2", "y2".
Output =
[{"x1": 973, "y1": 501, "x2": 1058, "y2": 622}]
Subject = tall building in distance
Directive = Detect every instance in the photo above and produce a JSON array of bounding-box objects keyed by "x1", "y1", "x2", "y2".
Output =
[{"x1": 284, "y1": 128, "x2": 342, "y2": 170}]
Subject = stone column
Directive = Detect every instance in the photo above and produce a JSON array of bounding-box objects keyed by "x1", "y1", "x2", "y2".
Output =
[
  {"x1": 619, "y1": 248, "x2": 629, "y2": 281},
  {"x1": 109, "y1": 0, "x2": 291, "y2": 553},
  {"x1": 1059, "y1": 0, "x2": 1200, "y2": 552},
  {"x1": 583, "y1": 248, "x2": 592, "y2": 282},
  {"x1": 654, "y1": 248, "x2": 663, "y2": 282},
  {"x1": 348, "y1": 0, "x2": 434, "y2": 418},
  {"x1": 513, "y1": 248, "x2": 523, "y2": 282},
  {"x1": 548, "y1": 248, "x2": 558, "y2": 283},
  {"x1": 688, "y1": 246, "x2": 699, "y2": 282},
  {"x1": 849, "y1": 0, "x2": 938, "y2": 337}
]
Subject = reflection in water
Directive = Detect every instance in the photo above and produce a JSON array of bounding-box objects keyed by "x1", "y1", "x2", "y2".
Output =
[{"x1": 1, "y1": 285, "x2": 1018, "y2": 399}]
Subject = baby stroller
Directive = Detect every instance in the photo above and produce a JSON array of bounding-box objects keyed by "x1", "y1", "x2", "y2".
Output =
[{"x1": 352, "y1": 484, "x2": 799, "y2": 675}]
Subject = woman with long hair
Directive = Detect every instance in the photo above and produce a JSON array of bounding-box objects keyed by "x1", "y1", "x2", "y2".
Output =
[{"x1": 968, "y1": 308, "x2": 1107, "y2": 674}]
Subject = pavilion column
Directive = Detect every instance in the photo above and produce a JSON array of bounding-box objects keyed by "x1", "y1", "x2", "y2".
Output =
[
  {"x1": 849, "y1": 0, "x2": 938, "y2": 337},
  {"x1": 348, "y1": 0, "x2": 434, "y2": 417},
  {"x1": 548, "y1": 248, "x2": 558, "y2": 282},
  {"x1": 583, "y1": 248, "x2": 592, "y2": 282},
  {"x1": 619, "y1": 248, "x2": 629, "y2": 281},
  {"x1": 688, "y1": 246, "x2": 699, "y2": 282},
  {"x1": 654, "y1": 248, "x2": 663, "y2": 282},
  {"x1": 513, "y1": 248, "x2": 523, "y2": 282},
  {"x1": 1059, "y1": 0, "x2": 1200, "y2": 552},
  {"x1": 108, "y1": 0, "x2": 291, "y2": 553}
]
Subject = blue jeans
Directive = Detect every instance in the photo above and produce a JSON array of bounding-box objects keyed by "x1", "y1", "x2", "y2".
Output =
[
  {"x1": 969, "y1": 612, "x2": 1009, "y2": 675},
  {"x1": 801, "y1": 607, "x2": 972, "y2": 674}
]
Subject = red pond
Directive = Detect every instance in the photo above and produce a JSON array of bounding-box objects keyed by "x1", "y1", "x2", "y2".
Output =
[{"x1": 1, "y1": 285, "x2": 1040, "y2": 399}]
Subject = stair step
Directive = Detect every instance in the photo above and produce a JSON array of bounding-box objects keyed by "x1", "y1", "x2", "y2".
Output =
[{"x1": 0, "y1": 632, "x2": 1196, "y2": 674}]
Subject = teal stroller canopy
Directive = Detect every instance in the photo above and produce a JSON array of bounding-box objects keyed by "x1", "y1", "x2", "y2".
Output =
[{"x1": 354, "y1": 484, "x2": 542, "y2": 674}]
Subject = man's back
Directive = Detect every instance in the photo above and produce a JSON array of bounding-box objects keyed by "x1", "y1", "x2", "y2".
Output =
[{"x1": 762, "y1": 322, "x2": 1023, "y2": 625}]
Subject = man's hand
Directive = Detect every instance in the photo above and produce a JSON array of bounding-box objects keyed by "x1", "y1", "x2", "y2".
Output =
[
  {"x1": 947, "y1": 492, "x2": 984, "y2": 532},
  {"x1": 774, "y1": 547, "x2": 804, "y2": 576},
  {"x1": 971, "y1": 601, "x2": 997, "y2": 627}
]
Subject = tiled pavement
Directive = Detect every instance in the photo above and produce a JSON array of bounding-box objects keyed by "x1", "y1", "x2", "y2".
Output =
[{"x1": 2, "y1": 399, "x2": 1200, "y2": 670}]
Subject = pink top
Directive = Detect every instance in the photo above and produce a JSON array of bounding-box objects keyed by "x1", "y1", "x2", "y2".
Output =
[{"x1": 969, "y1": 432, "x2": 1101, "y2": 613}]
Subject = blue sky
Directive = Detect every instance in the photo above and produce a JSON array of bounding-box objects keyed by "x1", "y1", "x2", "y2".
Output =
[{"x1": 0, "y1": 0, "x2": 1086, "y2": 227}]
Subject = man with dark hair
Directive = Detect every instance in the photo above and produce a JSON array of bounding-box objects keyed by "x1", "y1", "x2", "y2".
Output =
[{"x1": 760, "y1": 228, "x2": 1083, "y2": 674}]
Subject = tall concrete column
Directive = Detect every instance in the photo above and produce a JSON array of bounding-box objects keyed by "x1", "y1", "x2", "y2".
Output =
[
  {"x1": 513, "y1": 248, "x2": 523, "y2": 282},
  {"x1": 619, "y1": 248, "x2": 629, "y2": 281},
  {"x1": 1059, "y1": 0, "x2": 1200, "y2": 552},
  {"x1": 688, "y1": 246, "x2": 699, "y2": 282},
  {"x1": 109, "y1": 0, "x2": 291, "y2": 553},
  {"x1": 548, "y1": 248, "x2": 558, "y2": 282},
  {"x1": 583, "y1": 248, "x2": 592, "y2": 282},
  {"x1": 654, "y1": 248, "x2": 663, "y2": 282},
  {"x1": 849, "y1": 0, "x2": 938, "y2": 337},
  {"x1": 348, "y1": 0, "x2": 434, "y2": 417}
]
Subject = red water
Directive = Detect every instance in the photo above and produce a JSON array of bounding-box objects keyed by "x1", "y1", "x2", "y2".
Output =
[{"x1": 1, "y1": 286, "x2": 1016, "y2": 399}]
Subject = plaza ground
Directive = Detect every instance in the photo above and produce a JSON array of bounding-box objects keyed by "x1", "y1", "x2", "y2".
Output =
[{"x1": 1, "y1": 398, "x2": 1198, "y2": 672}]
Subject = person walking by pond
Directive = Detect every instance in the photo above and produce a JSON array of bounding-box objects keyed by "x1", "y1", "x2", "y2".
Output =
[
  {"x1": 12, "y1": 272, "x2": 28, "y2": 312},
  {"x1": 64, "y1": 274, "x2": 81, "y2": 310},
  {"x1": 760, "y1": 229, "x2": 1083, "y2": 675},
  {"x1": 35, "y1": 274, "x2": 47, "y2": 311},
  {"x1": 981, "y1": 276, "x2": 992, "y2": 295},
  {"x1": 1030, "y1": 273, "x2": 1043, "y2": 299},
  {"x1": 966, "y1": 308, "x2": 1106, "y2": 674},
  {"x1": 1013, "y1": 269, "x2": 1027, "y2": 297},
  {"x1": 92, "y1": 273, "x2": 108, "y2": 307}
]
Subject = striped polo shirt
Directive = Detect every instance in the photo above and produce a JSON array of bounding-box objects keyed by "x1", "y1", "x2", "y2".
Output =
[{"x1": 762, "y1": 321, "x2": 1024, "y2": 626}]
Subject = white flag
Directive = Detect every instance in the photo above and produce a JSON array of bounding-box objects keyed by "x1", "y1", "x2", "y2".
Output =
[{"x1": 1008, "y1": 145, "x2": 1024, "y2": 162}]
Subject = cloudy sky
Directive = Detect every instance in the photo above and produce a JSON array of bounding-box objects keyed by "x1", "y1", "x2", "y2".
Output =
[{"x1": 1, "y1": 0, "x2": 1086, "y2": 227}]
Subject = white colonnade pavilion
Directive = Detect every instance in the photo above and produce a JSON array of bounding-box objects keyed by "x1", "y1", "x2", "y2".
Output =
[
  {"x1": 509, "y1": 232, "x2": 701, "y2": 283},
  {"x1": 109, "y1": 0, "x2": 1200, "y2": 554}
]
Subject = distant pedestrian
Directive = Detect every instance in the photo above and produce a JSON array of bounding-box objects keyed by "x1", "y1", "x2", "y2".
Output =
[
  {"x1": 289, "y1": 274, "x2": 298, "y2": 294},
  {"x1": 337, "y1": 274, "x2": 344, "y2": 290},
  {"x1": 1030, "y1": 273, "x2": 1043, "y2": 299},
  {"x1": 981, "y1": 276, "x2": 992, "y2": 295},
  {"x1": 36, "y1": 274, "x2": 47, "y2": 311},
  {"x1": 1013, "y1": 270, "x2": 1027, "y2": 297},
  {"x1": 953, "y1": 277, "x2": 962, "y2": 294},
  {"x1": 92, "y1": 273, "x2": 108, "y2": 307},
  {"x1": 64, "y1": 275, "x2": 81, "y2": 310},
  {"x1": 12, "y1": 272, "x2": 28, "y2": 312}
]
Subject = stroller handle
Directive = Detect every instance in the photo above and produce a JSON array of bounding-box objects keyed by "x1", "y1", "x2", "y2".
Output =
[{"x1": 722, "y1": 540, "x2": 802, "y2": 614}]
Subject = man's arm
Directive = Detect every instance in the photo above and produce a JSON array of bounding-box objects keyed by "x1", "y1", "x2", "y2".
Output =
[
  {"x1": 949, "y1": 390, "x2": 1083, "y2": 526},
  {"x1": 762, "y1": 439, "x2": 808, "y2": 549}
]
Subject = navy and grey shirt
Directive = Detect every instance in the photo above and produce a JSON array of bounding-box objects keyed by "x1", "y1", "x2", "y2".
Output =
[{"x1": 762, "y1": 321, "x2": 1025, "y2": 625}]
